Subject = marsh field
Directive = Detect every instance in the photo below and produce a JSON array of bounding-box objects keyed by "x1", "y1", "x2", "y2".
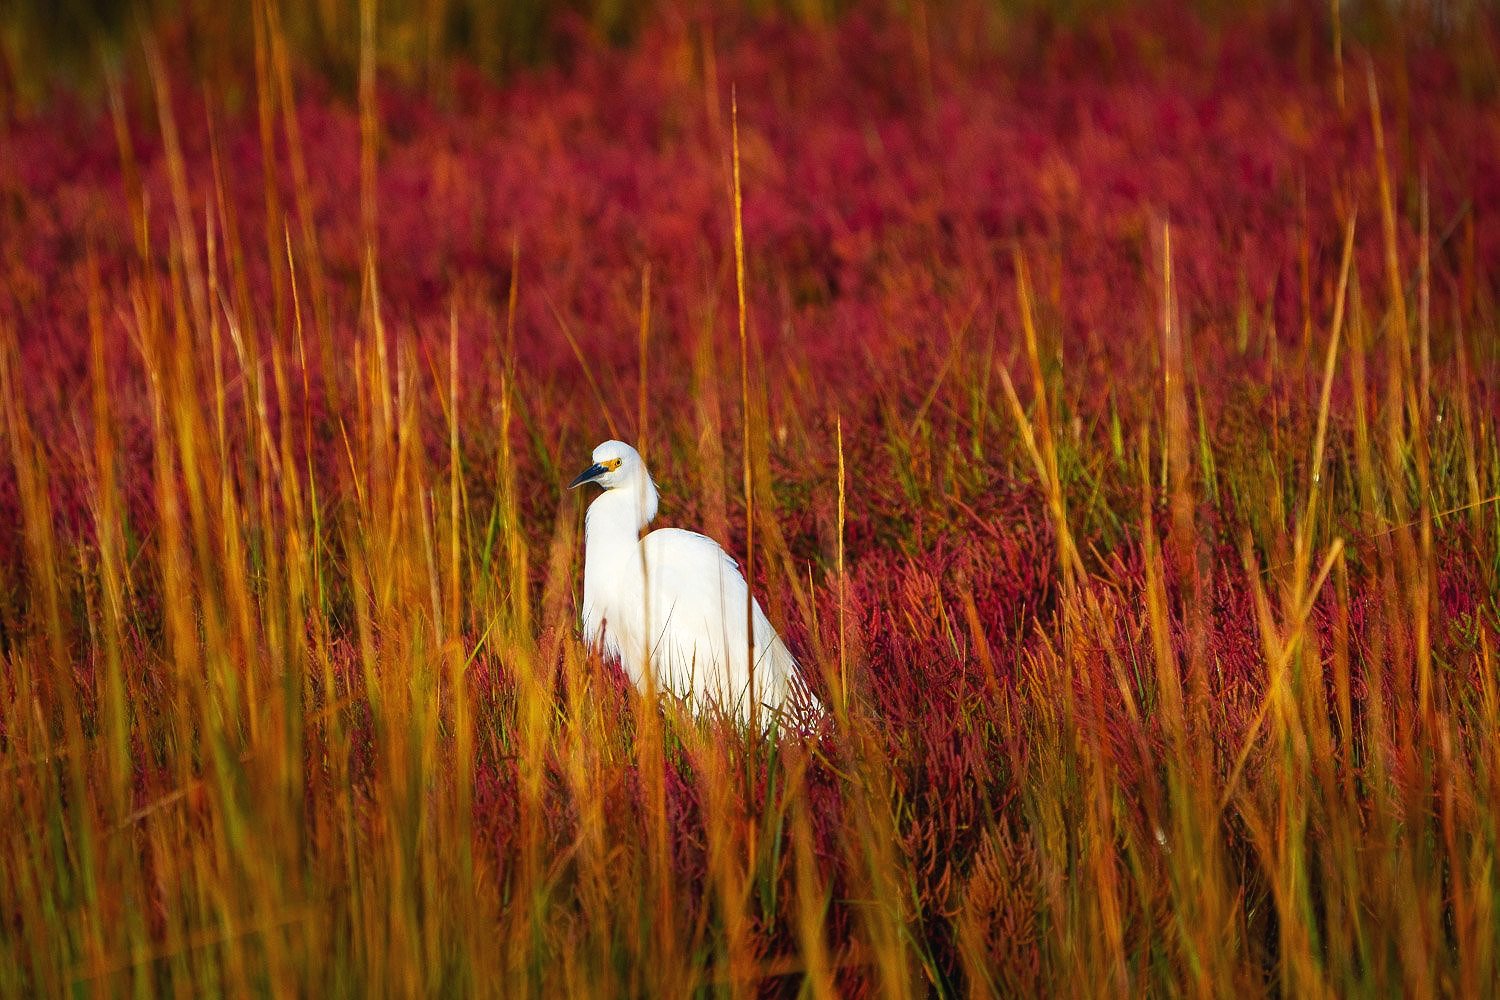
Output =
[{"x1": 2, "y1": 0, "x2": 1499, "y2": 995}]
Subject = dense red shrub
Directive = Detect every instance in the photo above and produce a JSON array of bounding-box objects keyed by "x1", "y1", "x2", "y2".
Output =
[{"x1": 2, "y1": 2, "x2": 1497, "y2": 993}]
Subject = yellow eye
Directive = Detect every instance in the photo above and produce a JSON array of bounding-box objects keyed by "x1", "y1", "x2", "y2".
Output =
[{"x1": 603, "y1": 458, "x2": 622, "y2": 472}]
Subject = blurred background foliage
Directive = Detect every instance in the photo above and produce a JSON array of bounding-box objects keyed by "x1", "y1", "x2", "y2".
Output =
[{"x1": 1, "y1": 0, "x2": 1495, "y2": 113}]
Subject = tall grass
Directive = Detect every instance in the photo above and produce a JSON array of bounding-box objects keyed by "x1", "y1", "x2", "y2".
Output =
[{"x1": 2, "y1": 3, "x2": 1499, "y2": 995}]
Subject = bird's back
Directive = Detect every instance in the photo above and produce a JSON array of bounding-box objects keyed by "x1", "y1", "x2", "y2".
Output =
[{"x1": 630, "y1": 527, "x2": 801, "y2": 720}]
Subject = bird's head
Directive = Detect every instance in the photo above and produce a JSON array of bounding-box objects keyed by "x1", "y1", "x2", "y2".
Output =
[
  {"x1": 570, "y1": 440, "x2": 658, "y2": 528},
  {"x1": 568, "y1": 439, "x2": 642, "y2": 491}
]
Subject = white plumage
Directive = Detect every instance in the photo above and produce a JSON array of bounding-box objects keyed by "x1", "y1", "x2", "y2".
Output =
[{"x1": 570, "y1": 440, "x2": 810, "y2": 724}]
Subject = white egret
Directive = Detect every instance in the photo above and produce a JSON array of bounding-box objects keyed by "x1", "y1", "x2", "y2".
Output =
[{"x1": 569, "y1": 440, "x2": 813, "y2": 725}]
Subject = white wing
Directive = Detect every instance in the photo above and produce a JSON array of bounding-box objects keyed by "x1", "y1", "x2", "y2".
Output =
[{"x1": 630, "y1": 527, "x2": 802, "y2": 720}]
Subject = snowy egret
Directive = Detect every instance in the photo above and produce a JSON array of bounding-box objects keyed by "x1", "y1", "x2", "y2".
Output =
[{"x1": 569, "y1": 440, "x2": 812, "y2": 724}]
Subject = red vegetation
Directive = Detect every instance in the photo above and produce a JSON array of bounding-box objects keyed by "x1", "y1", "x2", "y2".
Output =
[{"x1": 2, "y1": 2, "x2": 1498, "y2": 993}]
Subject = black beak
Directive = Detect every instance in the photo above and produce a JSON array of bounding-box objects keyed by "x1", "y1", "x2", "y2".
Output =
[{"x1": 568, "y1": 462, "x2": 608, "y2": 489}]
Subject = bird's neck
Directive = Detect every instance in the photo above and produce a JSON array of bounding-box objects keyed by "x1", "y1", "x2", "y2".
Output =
[
  {"x1": 586, "y1": 475, "x2": 658, "y2": 542},
  {"x1": 582, "y1": 480, "x2": 657, "y2": 647}
]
